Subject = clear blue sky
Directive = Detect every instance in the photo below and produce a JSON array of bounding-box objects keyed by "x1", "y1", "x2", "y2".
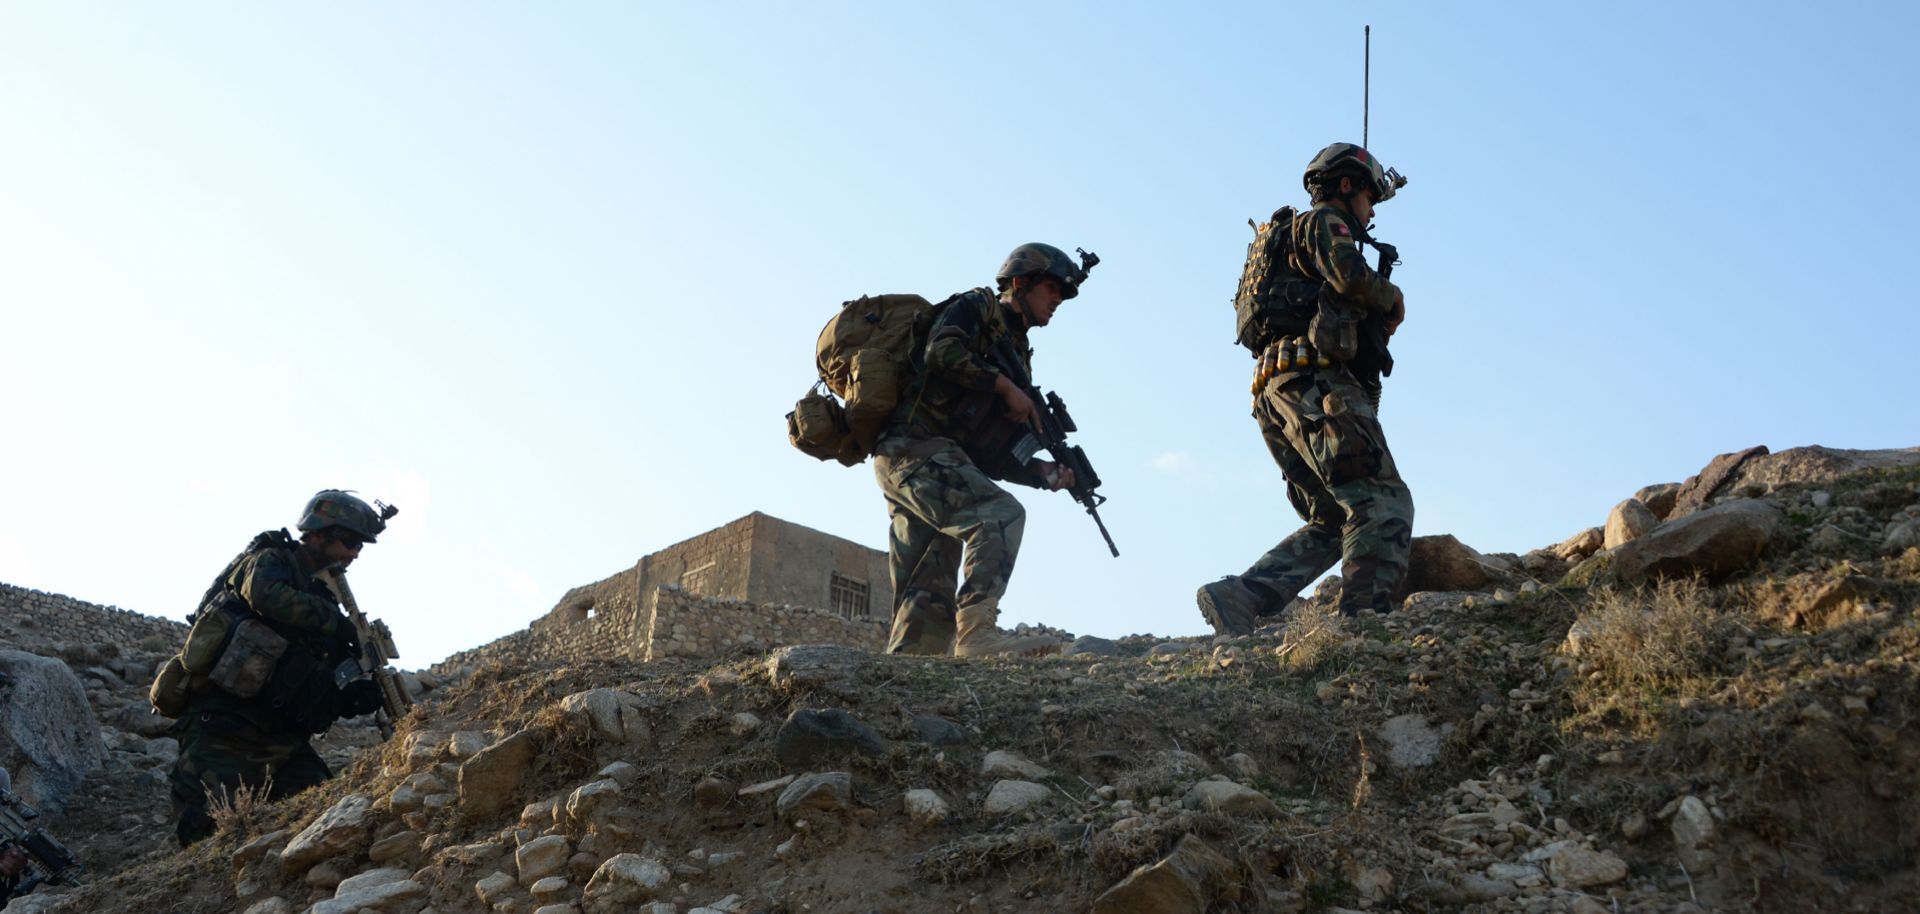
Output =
[{"x1": 4, "y1": 3, "x2": 1916, "y2": 666}]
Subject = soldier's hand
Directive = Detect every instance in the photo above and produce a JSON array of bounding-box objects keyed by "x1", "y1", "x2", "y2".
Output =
[
  {"x1": 1385, "y1": 287, "x2": 1406, "y2": 338},
  {"x1": 0, "y1": 845, "x2": 27, "y2": 878},
  {"x1": 995, "y1": 375, "x2": 1040, "y2": 431},
  {"x1": 1032, "y1": 461, "x2": 1076, "y2": 491}
]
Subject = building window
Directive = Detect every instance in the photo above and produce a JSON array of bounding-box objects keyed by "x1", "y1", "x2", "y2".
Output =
[
  {"x1": 830, "y1": 573, "x2": 871, "y2": 620},
  {"x1": 682, "y1": 561, "x2": 716, "y2": 596}
]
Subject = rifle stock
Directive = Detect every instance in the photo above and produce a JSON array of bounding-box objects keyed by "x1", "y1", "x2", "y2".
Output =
[{"x1": 326, "y1": 570, "x2": 412, "y2": 740}]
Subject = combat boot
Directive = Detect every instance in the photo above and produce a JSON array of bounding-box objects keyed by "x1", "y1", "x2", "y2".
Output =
[
  {"x1": 953, "y1": 607, "x2": 1064, "y2": 658},
  {"x1": 1196, "y1": 576, "x2": 1265, "y2": 637}
]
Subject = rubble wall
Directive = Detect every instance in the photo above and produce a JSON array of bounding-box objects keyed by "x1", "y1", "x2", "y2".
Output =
[
  {"x1": 642, "y1": 585, "x2": 887, "y2": 660},
  {"x1": 439, "y1": 586, "x2": 887, "y2": 673},
  {"x1": 0, "y1": 582, "x2": 186, "y2": 653}
]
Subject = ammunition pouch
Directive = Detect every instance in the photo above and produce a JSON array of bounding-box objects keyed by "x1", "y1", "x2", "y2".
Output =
[
  {"x1": 1306, "y1": 287, "x2": 1363, "y2": 364},
  {"x1": 207, "y1": 618, "x2": 290, "y2": 700},
  {"x1": 1235, "y1": 279, "x2": 1320, "y2": 355}
]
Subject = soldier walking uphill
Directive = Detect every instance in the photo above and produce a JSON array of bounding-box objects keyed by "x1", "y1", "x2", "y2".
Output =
[
  {"x1": 1198, "y1": 143, "x2": 1415, "y2": 633},
  {"x1": 875, "y1": 244, "x2": 1092, "y2": 657},
  {"x1": 162, "y1": 490, "x2": 392, "y2": 846}
]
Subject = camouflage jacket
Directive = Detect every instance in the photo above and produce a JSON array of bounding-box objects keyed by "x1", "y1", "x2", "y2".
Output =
[
  {"x1": 890, "y1": 287, "x2": 1032, "y2": 442},
  {"x1": 1288, "y1": 204, "x2": 1399, "y2": 315}
]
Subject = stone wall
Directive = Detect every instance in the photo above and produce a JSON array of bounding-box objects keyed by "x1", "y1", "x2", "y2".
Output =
[
  {"x1": 745, "y1": 514, "x2": 890, "y2": 622},
  {"x1": 642, "y1": 585, "x2": 887, "y2": 661},
  {"x1": 533, "y1": 568, "x2": 644, "y2": 635},
  {"x1": 0, "y1": 582, "x2": 186, "y2": 654},
  {"x1": 437, "y1": 584, "x2": 886, "y2": 674}
]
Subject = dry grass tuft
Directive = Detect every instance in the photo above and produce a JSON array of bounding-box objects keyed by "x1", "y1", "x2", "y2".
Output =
[
  {"x1": 1572, "y1": 579, "x2": 1744, "y2": 698},
  {"x1": 1274, "y1": 601, "x2": 1348, "y2": 676},
  {"x1": 205, "y1": 773, "x2": 274, "y2": 840}
]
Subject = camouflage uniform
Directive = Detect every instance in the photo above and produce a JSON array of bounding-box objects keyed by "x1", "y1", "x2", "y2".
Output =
[
  {"x1": 873, "y1": 288, "x2": 1039, "y2": 654},
  {"x1": 1239, "y1": 205, "x2": 1414, "y2": 616},
  {"x1": 169, "y1": 537, "x2": 356, "y2": 846}
]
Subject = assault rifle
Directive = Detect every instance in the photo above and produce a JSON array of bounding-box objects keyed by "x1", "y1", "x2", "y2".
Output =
[
  {"x1": 1350, "y1": 230, "x2": 1399, "y2": 409},
  {"x1": 984, "y1": 249, "x2": 1118, "y2": 557},
  {"x1": 1, "y1": 785, "x2": 82, "y2": 897},
  {"x1": 327, "y1": 561, "x2": 412, "y2": 741}
]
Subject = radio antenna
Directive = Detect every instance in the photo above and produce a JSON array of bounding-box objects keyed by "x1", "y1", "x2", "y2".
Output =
[{"x1": 1364, "y1": 25, "x2": 1371, "y2": 148}]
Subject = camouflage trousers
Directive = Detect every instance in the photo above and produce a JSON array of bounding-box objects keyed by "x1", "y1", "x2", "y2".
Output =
[
  {"x1": 872, "y1": 435, "x2": 1025, "y2": 655},
  {"x1": 169, "y1": 710, "x2": 331, "y2": 846},
  {"x1": 1242, "y1": 370, "x2": 1414, "y2": 615}
]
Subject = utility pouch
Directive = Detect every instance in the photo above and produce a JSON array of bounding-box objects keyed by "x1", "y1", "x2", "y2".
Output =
[
  {"x1": 843, "y1": 348, "x2": 898, "y2": 420},
  {"x1": 207, "y1": 618, "x2": 290, "y2": 699},
  {"x1": 1307, "y1": 289, "x2": 1361, "y2": 363},
  {"x1": 787, "y1": 386, "x2": 851, "y2": 463},
  {"x1": 148, "y1": 655, "x2": 192, "y2": 718},
  {"x1": 180, "y1": 600, "x2": 241, "y2": 674}
]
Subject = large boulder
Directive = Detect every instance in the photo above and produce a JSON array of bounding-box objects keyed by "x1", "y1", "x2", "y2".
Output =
[
  {"x1": 0, "y1": 650, "x2": 106, "y2": 813},
  {"x1": 1670, "y1": 446, "x2": 1769, "y2": 517},
  {"x1": 557, "y1": 689, "x2": 654, "y2": 745},
  {"x1": 1634, "y1": 483, "x2": 1682, "y2": 520},
  {"x1": 1611, "y1": 499, "x2": 1783, "y2": 583},
  {"x1": 1402, "y1": 535, "x2": 1494, "y2": 593},
  {"x1": 773, "y1": 709, "x2": 887, "y2": 768},
  {"x1": 583, "y1": 853, "x2": 673, "y2": 914},
  {"x1": 1090, "y1": 834, "x2": 1242, "y2": 914},
  {"x1": 459, "y1": 728, "x2": 545, "y2": 818},
  {"x1": 1603, "y1": 498, "x2": 1660, "y2": 550},
  {"x1": 765, "y1": 645, "x2": 870, "y2": 693},
  {"x1": 280, "y1": 794, "x2": 374, "y2": 875}
]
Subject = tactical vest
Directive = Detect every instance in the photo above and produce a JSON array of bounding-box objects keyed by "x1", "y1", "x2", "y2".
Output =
[
  {"x1": 1232, "y1": 206, "x2": 1325, "y2": 355},
  {"x1": 150, "y1": 531, "x2": 349, "y2": 733}
]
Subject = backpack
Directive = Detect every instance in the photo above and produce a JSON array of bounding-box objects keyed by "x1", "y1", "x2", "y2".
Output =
[
  {"x1": 788, "y1": 293, "x2": 940, "y2": 466},
  {"x1": 1231, "y1": 206, "x2": 1323, "y2": 354}
]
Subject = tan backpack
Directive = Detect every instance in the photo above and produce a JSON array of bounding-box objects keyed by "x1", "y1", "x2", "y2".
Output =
[{"x1": 787, "y1": 293, "x2": 936, "y2": 466}]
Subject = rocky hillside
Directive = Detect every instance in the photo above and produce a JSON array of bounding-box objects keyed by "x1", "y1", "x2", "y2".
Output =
[{"x1": 4, "y1": 445, "x2": 1918, "y2": 914}]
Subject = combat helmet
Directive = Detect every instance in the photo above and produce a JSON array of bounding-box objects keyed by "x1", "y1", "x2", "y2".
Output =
[
  {"x1": 995, "y1": 243, "x2": 1090, "y2": 300},
  {"x1": 297, "y1": 490, "x2": 390, "y2": 543},
  {"x1": 1302, "y1": 142, "x2": 1405, "y2": 203}
]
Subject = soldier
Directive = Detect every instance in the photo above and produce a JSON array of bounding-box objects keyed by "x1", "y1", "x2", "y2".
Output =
[
  {"x1": 873, "y1": 243, "x2": 1090, "y2": 657},
  {"x1": 1198, "y1": 143, "x2": 1415, "y2": 633},
  {"x1": 168, "y1": 490, "x2": 389, "y2": 846}
]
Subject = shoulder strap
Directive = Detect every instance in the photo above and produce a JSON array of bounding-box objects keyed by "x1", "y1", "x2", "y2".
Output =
[{"x1": 188, "y1": 530, "x2": 293, "y2": 624}]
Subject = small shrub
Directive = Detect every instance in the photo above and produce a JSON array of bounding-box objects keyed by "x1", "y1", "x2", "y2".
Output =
[
  {"x1": 1275, "y1": 601, "x2": 1347, "y2": 677},
  {"x1": 1573, "y1": 579, "x2": 1742, "y2": 697},
  {"x1": 205, "y1": 774, "x2": 274, "y2": 840}
]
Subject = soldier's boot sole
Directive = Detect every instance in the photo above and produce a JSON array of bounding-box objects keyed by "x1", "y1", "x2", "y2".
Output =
[{"x1": 1196, "y1": 579, "x2": 1257, "y2": 637}]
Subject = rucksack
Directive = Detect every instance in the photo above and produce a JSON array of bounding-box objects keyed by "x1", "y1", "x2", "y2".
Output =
[
  {"x1": 1231, "y1": 206, "x2": 1323, "y2": 354},
  {"x1": 788, "y1": 293, "x2": 942, "y2": 466}
]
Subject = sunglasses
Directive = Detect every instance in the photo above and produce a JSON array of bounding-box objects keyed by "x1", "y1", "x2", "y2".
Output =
[{"x1": 331, "y1": 531, "x2": 367, "y2": 549}]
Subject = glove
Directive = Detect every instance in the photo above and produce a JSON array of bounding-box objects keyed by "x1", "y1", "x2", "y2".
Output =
[
  {"x1": 331, "y1": 619, "x2": 363, "y2": 662},
  {"x1": 338, "y1": 679, "x2": 383, "y2": 718}
]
